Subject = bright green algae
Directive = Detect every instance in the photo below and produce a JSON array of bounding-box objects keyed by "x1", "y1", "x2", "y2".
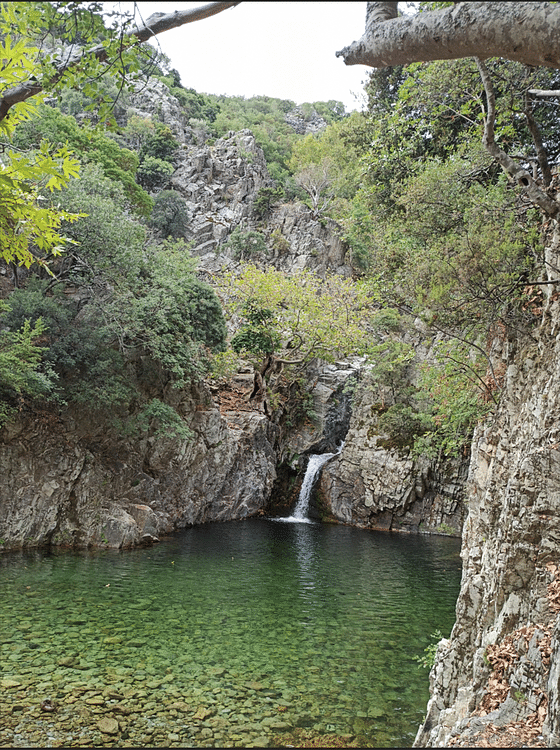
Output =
[{"x1": 0, "y1": 519, "x2": 461, "y2": 747}]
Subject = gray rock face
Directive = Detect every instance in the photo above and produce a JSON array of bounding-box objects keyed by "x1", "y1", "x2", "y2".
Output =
[
  {"x1": 282, "y1": 360, "x2": 360, "y2": 461},
  {"x1": 318, "y1": 378, "x2": 467, "y2": 534},
  {"x1": 171, "y1": 129, "x2": 273, "y2": 256},
  {"x1": 266, "y1": 204, "x2": 351, "y2": 278},
  {"x1": 124, "y1": 80, "x2": 353, "y2": 279},
  {"x1": 284, "y1": 107, "x2": 328, "y2": 136},
  {"x1": 127, "y1": 79, "x2": 191, "y2": 142},
  {"x1": 414, "y1": 233, "x2": 560, "y2": 747},
  {"x1": 0, "y1": 383, "x2": 278, "y2": 550},
  {"x1": 170, "y1": 130, "x2": 352, "y2": 278}
]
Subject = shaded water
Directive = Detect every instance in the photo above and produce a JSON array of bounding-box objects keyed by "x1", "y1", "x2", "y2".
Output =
[{"x1": 0, "y1": 520, "x2": 461, "y2": 748}]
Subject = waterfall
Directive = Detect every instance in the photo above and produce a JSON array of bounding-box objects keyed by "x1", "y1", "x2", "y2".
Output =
[{"x1": 274, "y1": 443, "x2": 344, "y2": 524}]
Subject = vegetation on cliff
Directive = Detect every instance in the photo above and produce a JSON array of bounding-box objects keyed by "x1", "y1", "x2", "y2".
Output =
[{"x1": 1, "y1": 0, "x2": 558, "y2": 461}]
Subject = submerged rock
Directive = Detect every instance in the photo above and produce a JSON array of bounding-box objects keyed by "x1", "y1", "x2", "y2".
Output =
[{"x1": 97, "y1": 716, "x2": 119, "y2": 735}]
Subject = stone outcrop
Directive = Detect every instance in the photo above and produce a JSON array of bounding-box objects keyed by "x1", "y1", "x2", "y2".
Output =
[
  {"x1": 0, "y1": 382, "x2": 278, "y2": 551},
  {"x1": 284, "y1": 107, "x2": 328, "y2": 136},
  {"x1": 170, "y1": 130, "x2": 352, "y2": 278},
  {"x1": 281, "y1": 360, "x2": 360, "y2": 460},
  {"x1": 414, "y1": 230, "x2": 560, "y2": 747},
  {"x1": 171, "y1": 129, "x2": 273, "y2": 256},
  {"x1": 126, "y1": 78, "x2": 191, "y2": 142},
  {"x1": 318, "y1": 374, "x2": 467, "y2": 534}
]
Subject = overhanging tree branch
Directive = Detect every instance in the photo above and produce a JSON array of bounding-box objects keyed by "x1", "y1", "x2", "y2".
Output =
[
  {"x1": 337, "y1": 2, "x2": 560, "y2": 71},
  {"x1": 0, "y1": 1, "x2": 241, "y2": 124},
  {"x1": 133, "y1": 2, "x2": 241, "y2": 43},
  {"x1": 528, "y1": 89, "x2": 560, "y2": 98}
]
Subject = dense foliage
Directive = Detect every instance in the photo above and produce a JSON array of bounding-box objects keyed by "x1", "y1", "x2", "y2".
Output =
[
  {"x1": 1, "y1": 1, "x2": 557, "y2": 458},
  {"x1": 295, "y1": 56, "x2": 555, "y2": 456}
]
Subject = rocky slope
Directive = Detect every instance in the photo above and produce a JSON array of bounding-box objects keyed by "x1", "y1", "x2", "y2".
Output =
[
  {"x1": 170, "y1": 129, "x2": 352, "y2": 279},
  {"x1": 414, "y1": 229, "x2": 560, "y2": 747}
]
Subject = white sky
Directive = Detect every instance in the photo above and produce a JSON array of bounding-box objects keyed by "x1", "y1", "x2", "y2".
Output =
[{"x1": 118, "y1": 2, "x2": 370, "y2": 111}]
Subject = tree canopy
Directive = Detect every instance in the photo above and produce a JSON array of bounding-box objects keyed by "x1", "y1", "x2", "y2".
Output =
[{"x1": 0, "y1": 1, "x2": 240, "y2": 268}]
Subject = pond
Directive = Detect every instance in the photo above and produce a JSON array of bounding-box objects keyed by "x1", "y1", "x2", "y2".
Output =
[{"x1": 0, "y1": 519, "x2": 461, "y2": 748}]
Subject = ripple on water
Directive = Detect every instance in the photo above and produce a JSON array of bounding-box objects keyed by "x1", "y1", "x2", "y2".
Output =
[{"x1": 0, "y1": 519, "x2": 461, "y2": 748}]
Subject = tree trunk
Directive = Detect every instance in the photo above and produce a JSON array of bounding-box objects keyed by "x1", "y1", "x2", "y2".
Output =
[
  {"x1": 475, "y1": 57, "x2": 559, "y2": 219},
  {"x1": 337, "y1": 2, "x2": 560, "y2": 70}
]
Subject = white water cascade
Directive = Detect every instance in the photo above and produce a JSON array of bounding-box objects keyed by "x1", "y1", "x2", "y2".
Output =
[{"x1": 276, "y1": 443, "x2": 344, "y2": 524}]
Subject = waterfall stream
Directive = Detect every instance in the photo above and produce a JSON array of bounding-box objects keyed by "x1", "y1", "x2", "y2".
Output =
[{"x1": 277, "y1": 443, "x2": 344, "y2": 524}]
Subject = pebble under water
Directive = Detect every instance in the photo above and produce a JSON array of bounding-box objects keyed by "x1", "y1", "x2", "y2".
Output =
[{"x1": 0, "y1": 519, "x2": 461, "y2": 748}]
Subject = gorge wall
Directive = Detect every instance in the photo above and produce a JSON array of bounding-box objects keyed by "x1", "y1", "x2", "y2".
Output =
[
  {"x1": 0, "y1": 81, "x2": 468, "y2": 551},
  {"x1": 414, "y1": 228, "x2": 560, "y2": 747},
  {"x1": 319, "y1": 376, "x2": 467, "y2": 535},
  {"x1": 0, "y1": 381, "x2": 279, "y2": 550}
]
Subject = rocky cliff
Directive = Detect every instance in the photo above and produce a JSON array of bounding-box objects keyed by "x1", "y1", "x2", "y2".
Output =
[
  {"x1": 0, "y1": 81, "x2": 469, "y2": 552},
  {"x1": 414, "y1": 229, "x2": 560, "y2": 747},
  {"x1": 319, "y1": 374, "x2": 467, "y2": 535},
  {"x1": 0, "y1": 381, "x2": 278, "y2": 550}
]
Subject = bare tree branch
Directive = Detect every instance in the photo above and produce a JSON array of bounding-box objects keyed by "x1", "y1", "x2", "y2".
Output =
[
  {"x1": 0, "y1": 1, "x2": 241, "y2": 124},
  {"x1": 475, "y1": 57, "x2": 559, "y2": 218},
  {"x1": 337, "y1": 2, "x2": 560, "y2": 70},
  {"x1": 528, "y1": 89, "x2": 560, "y2": 98}
]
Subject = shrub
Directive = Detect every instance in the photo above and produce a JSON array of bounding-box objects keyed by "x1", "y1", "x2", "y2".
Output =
[
  {"x1": 223, "y1": 228, "x2": 268, "y2": 260},
  {"x1": 13, "y1": 105, "x2": 153, "y2": 216},
  {"x1": 0, "y1": 301, "x2": 57, "y2": 423},
  {"x1": 253, "y1": 186, "x2": 283, "y2": 218},
  {"x1": 149, "y1": 190, "x2": 190, "y2": 238},
  {"x1": 139, "y1": 122, "x2": 179, "y2": 162},
  {"x1": 270, "y1": 228, "x2": 290, "y2": 254},
  {"x1": 136, "y1": 156, "x2": 174, "y2": 191}
]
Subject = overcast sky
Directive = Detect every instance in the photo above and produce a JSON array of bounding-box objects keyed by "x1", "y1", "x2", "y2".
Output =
[{"x1": 118, "y1": 2, "x2": 370, "y2": 111}]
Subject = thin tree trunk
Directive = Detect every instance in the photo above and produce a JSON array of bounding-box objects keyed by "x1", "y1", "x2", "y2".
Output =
[
  {"x1": 475, "y1": 57, "x2": 559, "y2": 219},
  {"x1": 524, "y1": 90, "x2": 553, "y2": 187}
]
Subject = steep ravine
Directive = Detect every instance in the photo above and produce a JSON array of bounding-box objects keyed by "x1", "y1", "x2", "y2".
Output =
[
  {"x1": 414, "y1": 228, "x2": 560, "y2": 747},
  {"x1": 0, "y1": 84, "x2": 468, "y2": 552}
]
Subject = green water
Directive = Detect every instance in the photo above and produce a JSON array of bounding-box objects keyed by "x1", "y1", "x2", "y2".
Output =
[{"x1": 0, "y1": 519, "x2": 461, "y2": 748}]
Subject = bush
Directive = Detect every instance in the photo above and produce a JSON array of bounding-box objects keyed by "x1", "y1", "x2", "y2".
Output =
[
  {"x1": 0, "y1": 300, "x2": 57, "y2": 423},
  {"x1": 224, "y1": 228, "x2": 268, "y2": 260},
  {"x1": 149, "y1": 190, "x2": 190, "y2": 238},
  {"x1": 253, "y1": 186, "x2": 283, "y2": 218},
  {"x1": 139, "y1": 122, "x2": 179, "y2": 162},
  {"x1": 136, "y1": 156, "x2": 174, "y2": 191},
  {"x1": 270, "y1": 228, "x2": 290, "y2": 254},
  {"x1": 13, "y1": 104, "x2": 153, "y2": 216}
]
